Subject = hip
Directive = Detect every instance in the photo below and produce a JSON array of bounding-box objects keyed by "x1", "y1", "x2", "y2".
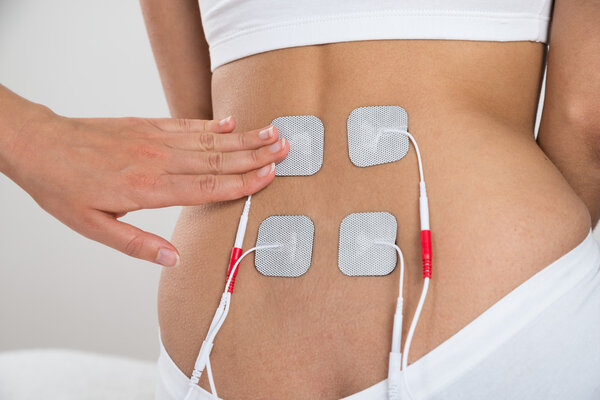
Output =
[{"x1": 158, "y1": 226, "x2": 600, "y2": 399}]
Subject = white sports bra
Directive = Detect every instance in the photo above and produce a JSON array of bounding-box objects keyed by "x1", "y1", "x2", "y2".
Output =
[{"x1": 198, "y1": 0, "x2": 554, "y2": 71}]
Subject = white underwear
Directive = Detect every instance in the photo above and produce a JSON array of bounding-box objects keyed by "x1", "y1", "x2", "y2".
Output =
[{"x1": 156, "y1": 228, "x2": 600, "y2": 399}]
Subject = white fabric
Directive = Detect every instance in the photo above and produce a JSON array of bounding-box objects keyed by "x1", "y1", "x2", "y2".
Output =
[
  {"x1": 0, "y1": 349, "x2": 156, "y2": 399},
  {"x1": 198, "y1": 0, "x2": 554, "y2": 71},
  {"x1": 157, "y1": 228, "x2": 600, "y2": 399}
]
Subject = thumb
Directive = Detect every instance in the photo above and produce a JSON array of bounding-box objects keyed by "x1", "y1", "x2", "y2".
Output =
[{"x1": 85, "y1": 210, "x2": 180, "y2": 267}]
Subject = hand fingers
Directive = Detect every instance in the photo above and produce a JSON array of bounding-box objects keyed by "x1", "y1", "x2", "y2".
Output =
[
  {"x1": 138, "y1": 163, "x2": 277, "y2": 208},
  {"x1": 165, "y1": 125, "x2": 280, "y2": 152},
  {"x1": 144, "y1": 115, "x2": 235, "y2": 134},
  {"x1": 84, "y1": 210, "x2": 180, "y2": 267},
  {"x1": 166, "y1": 137, "x2": 288, "y2": 175}
]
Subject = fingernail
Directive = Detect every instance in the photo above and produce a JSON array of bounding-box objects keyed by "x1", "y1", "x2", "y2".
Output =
[
  {"x1": 257, "y1": 162, "x2": 275, "y2": 177},
  {"x1": 259, "y1": 126, "x2": 273, "y2": 140},
  {"x1": 268, "y1": 138, "x2": 285, "y2": 153},
  {"x1": 219, "y1": 116, "x2": 231, "y2": 126},
  {"x1": 156, "y1": 248, "x2": 180, "y2": 267}
]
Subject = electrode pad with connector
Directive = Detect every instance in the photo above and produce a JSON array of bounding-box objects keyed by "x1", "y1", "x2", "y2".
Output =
[
  {"x1": 338, "y1": 212, "x2": 398, "y2": 276},
  {"x1": 271, "y1": 115, "x2": 324, "y2": 176},
  {"x1": 347, "y1": 106, "x2": 410, "y2": 168},
  {"x1": 255, "y1": 215, "x2": 315, "y2": 277}
]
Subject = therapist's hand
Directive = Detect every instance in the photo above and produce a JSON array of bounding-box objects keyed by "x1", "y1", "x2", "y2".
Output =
[{"x1": 1, "y1": 107, "x2": 288, "y2": 267}]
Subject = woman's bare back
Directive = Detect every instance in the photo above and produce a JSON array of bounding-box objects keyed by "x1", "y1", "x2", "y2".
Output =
[{"x1": 158, "y1": 40, "x2": 591, "y2": 399}]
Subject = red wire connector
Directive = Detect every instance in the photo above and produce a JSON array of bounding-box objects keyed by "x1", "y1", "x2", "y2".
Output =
[
  {"x1": 226, "y1": 247, "x2": 243, "y2": 293},
  {"x1": 419, "y1": 181, "x2": 432, "y2": 279},
  {"x1": 225, "y1": 196, "x2": 252, "y2": 293},
  {"x1": 421, "y1": 230, "x2": 432, "y2": 278}
]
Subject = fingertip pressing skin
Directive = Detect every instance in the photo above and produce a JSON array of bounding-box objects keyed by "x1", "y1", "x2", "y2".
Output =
[
  {"x1": 250, "y1": 137, "x2": 288, "y2": 190},
  {"x1": 258, "y1": 125, "x2": 275, "y2": 140},
  {"x1": 274, "y1": 136, "x2": 289, "y2": 159},
  {"x1": 193, "y1": 116, "x2": 236, "y2": 133},
  {"x1": 222, "y1": 137, "x2": 288, "y2": 175},
  {"x1": 257, "y1": 162, "x2": 276, "y2": 178},
  {"x1": 243, "y1": 162, "x2": 276, "y2": 196},
  {"x1": 236, "y1": 125, "x2": 280, "y2": 150},
  {"x1": 267, "y1": 137, "x2": 287, "y2": 153},
  {"x1": 218, "y1": 115, "x2": 232, "y2": 127},
  {"x1": 257, "y1": 137, "x2": 289, "y2": 173},
  {"x1": 240, "y1": 162, "x2": 276, "y2": 196},
  {"x1": 213, "y1": 115, "x2": 235, "y2": 132}
]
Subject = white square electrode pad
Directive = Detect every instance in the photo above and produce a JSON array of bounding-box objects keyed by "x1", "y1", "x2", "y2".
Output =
[
  {"x1": 271, "y1": 115, "x2": 324, "y2": 176},
  {"x1": 347, "y1": 106, "x2": 410, "y2": 167},
  {"x1": 255, "y1": 215, "x2": 315, "y2": 277},
  {"x1": 338, "y1": 212, "x2": 398, "y2": 276}
]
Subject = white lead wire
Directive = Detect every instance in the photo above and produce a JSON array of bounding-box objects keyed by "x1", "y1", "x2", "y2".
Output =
[
  {"x1": 192, "y1": 130, "x2": 428, "y2": 400},
  {"x1": 206, "y1": 358, "x2": 218, "y2": 398},
  {"x1": 380, "y1": 129, "x2": 430, "y2": 400},
  {"x1": 404, "y1": 131, "x2": 425, "y2": 184},
  {"x1": 374, "y1": 241, "x2": 406, "y2": 352},
  {"x1": 383, "y1": 129, "x2": 425, "y2": 183},
  {"x1": 402, "y1": 277, "x2": 430, "y2": 400},
  {"x1": 376, "y1": 241, "x2": 406, "y2": 400},
  {"x1": 186, "y1": 244, "x2": 282, "y2": 400}
]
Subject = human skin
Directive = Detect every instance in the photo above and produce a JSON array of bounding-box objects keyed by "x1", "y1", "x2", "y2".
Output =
[
  {"x1": 537, "y1": 0, "x2": 600, "y2": 225},
  {"x1": 0, "y1": 84, "x2": 289, "y2": 267},
  {"x1": 141, "y1": 0, "x2": 598, "y2": 398}
]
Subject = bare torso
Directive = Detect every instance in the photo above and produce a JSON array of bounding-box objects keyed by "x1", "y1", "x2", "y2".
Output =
[{"x1": 158, "y1": 40, "x2": 591, "y2": 399}]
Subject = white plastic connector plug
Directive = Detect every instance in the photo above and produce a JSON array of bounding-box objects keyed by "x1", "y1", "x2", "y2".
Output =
[
  {"x1": 388, "y1": 351, "x2": 403, "y2": 400},
  {"x1": 234, "y1": 196, "x2": 252, "y2": 248},
  {"x1": 419, "y1": 182, "x2": 429, "y2": 231},
  {"x1": 391, "y1": 297, "x2": 403, "y2": 353}
]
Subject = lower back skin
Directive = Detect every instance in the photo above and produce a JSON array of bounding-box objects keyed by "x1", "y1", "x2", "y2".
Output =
[{"x1": 158, "y1": 40, "x2": 591, "y2": 399}]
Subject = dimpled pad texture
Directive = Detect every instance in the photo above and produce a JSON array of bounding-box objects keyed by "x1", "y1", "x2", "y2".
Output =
[
  {"x1": 347, "y1": 106, "x2": 410, "y2": 167},
  {"x1": 271, "y1": 115, "x2": 324, "y2": 176},
  {"x1": 338, "y1": 212, "x2": 398, "y2": 276},
  {"x1": 255, "y1": 215, "x2": 315, "y2": 277}
]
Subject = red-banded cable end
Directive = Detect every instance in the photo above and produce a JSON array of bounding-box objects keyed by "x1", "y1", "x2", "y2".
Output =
[
  {"x1": 226, "y1": 247, "x2": 243, "y2": 293},
  {"x1": 420, "y1": 230, "x2": 432, "y2": 279}
]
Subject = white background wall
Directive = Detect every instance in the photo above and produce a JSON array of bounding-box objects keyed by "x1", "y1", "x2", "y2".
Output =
[{"x1": 0, "y1": 0, "x2": 177, "y2": 360}]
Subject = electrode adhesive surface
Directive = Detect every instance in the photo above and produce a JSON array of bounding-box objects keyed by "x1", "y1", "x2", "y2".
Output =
[
  {"x1": 338, "y1": 212, "x2": 398, "y2": 276},
  {"x1": 347, "y1": 106, "x2": 410, "y2": 168},
  {"x1": 255, "y1": 215, "x2": 315, "y2": 277},
  {"x1": 271, "y1": 115, "x2": 324, "y2": 176}
]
